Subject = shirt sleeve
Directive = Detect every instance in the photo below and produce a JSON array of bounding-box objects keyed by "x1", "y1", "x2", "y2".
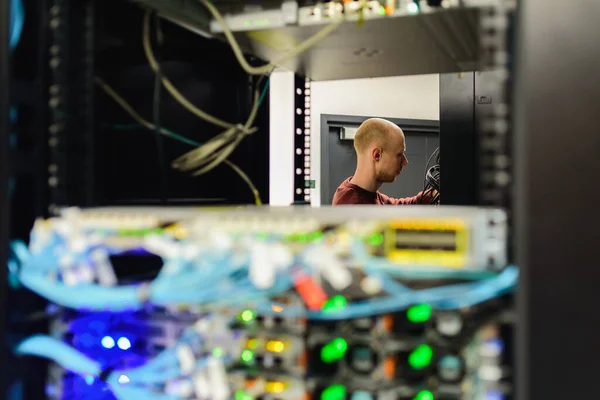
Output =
[{"x1": 381, "y1": 190, "x2": 435, "y2": 205}]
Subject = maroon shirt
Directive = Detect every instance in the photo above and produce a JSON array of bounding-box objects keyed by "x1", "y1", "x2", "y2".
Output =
[{"x1": 332, "y1": 177, "x2": 433, "y2": 205}]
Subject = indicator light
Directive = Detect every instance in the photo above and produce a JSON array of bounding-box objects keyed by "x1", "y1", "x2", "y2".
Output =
[
  {"x1": 266, "y1": 340, "x2": 285, "y2": 353},
  {"x1": 272, "y1": 304, "x2": 284, "y2": 312},
  {"x1": 101, "y1": 336, "x2": 115, "y2": 349},
  {"x1": 241, "y1": 350, "x2": 255, "y2": 363},
  {"x1": 322, "y1": 295, "x2": 347, "y2": 312},
  {"x1": 409, "y1": 344, "x2": 433, "y2": 370},
  {"x1": 309, "y1": 231, "x2": 324, "y2": 241},
  {"x1": 298, "y1": 233, "x2": 309, "y2": 243},
  {"x1": 236, "y1": 390, "x2": 254, "y2": 400},
  {"x1": 366, "y1": 232, "x2": 384, "y2": 246},
  {"x1": 117, "y1": 337, "x2": 131, "y2": 350},
  {"x1": 321, "y1": 384, "x2": 346, "y2": 400},
  {"x1": 265, "y1": 381, "x2": 285, "y2": 393},
  {"x1": 239, "y1": 309, "x2": 256, "y2": 323},
  {"x1": 321, "y1": 338, "x2": 348, "y2": 363},
  {"x1": 407, "y1": 2, "x2": 419, "y2": 14},
  {"x1": 117, "y1": 375, "x2": 130, "y2": 384},
  {"x1": 212, "y1": 347, "x2": 223, "y2": 358},
  {"x1": 246, "y1": 338, "x2": 258, "y2": 349},
  {"x1": 407, "y1": 304, "x2": 432, "y2": 323},
  {"x1": 413, "y1": 390, "x2": 434, "y2": 400}
]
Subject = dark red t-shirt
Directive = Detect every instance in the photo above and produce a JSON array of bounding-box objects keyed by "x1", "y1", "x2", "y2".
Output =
[{"x1": 332, "y1": 177, "x2": 433, "y2": 205}]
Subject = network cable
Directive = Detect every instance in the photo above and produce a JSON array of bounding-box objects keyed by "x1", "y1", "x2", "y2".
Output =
[
  {"x1": 142, "y1": 11, "x2": 233, "y2": 130},
  {"x1": 13, "y1": 224, "x2": 518, "y2": 320},
  {"x1": 16, "y1": 319, "x2": 243, "y2": 400},
  {"x1": 199, "y1": 0, "x2": 344, "y2": 76},
  {"x1": 94, "y1": 77, "x2": 262, "y2": 205}
]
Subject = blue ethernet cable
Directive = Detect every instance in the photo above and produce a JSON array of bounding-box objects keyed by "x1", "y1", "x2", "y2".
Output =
[
  {"x1": 307, "y1": 266, "x2": 518, "y2": 320},
  {"x1": 10, "y1": 0, "x2": 24, "y2": 50}
]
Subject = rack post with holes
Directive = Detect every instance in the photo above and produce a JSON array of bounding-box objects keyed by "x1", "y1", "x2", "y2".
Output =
[
  {"x1": 294, "y1": 74, "x2": 311, "y2": 204},
  {"x1": 48, "y1": 0, "x2": 96, "y2": 214}
]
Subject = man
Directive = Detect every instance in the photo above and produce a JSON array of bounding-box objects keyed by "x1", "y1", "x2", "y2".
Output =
[{"x1": 332, "y1": 118, "x2": 435, "y2": 205}]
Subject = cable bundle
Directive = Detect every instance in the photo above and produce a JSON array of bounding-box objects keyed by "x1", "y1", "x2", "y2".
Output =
[
  {"x1": 423, "y1": 147, "x2": 440, "y2": 204},
  {"x1": 16, "y1": 316, "x2": 246, "y2": 400}
]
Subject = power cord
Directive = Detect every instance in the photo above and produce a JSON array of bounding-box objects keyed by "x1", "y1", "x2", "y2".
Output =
[{"x1": 95, "y1": 77, "x2": 262, "y2": 205}]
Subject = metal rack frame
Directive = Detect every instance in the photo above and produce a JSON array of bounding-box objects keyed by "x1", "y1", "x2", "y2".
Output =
[
  {"x1": 3, "y1": 0, "x2": 600, "y2": 398},
  {"x1": 0, "y1": 0, "x2": 10, "y2": 396},
  {"x1": 294, "y1": 74, "x2": 311, "y2": 204},
  {"x1": 513, "y1": 1, "x2": 600, "y2": 399}
]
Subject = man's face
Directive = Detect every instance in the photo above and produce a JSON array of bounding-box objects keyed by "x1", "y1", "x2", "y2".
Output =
[{"x1": 375, "y1": 130, "x2": 409, "y2": 183}]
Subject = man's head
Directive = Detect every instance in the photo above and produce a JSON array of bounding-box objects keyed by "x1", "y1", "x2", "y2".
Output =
[{"x1": 353, "y1": 118, "x2": 409, "y2": 184}]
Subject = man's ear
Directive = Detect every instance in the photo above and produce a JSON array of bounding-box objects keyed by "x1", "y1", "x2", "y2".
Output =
[{"x1": 372, "y1": 147, "x2": 382, "y2": 162}]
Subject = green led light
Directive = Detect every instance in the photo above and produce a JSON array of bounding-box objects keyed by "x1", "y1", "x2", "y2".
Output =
[
  {"x1": 320, "y1": 338, "x2": 348, "y2": 363},
  {"x1": 321, "y1": 384, "x2": 346, "y2": 400},
  {"x1": 239, "y1": 309, "x2": 256, "y2": 323},
  {"x1": 309, "y1": 231, "x2": 324, "y2": 241},
  {"x1": 241, "y1": 349, "x2": 255, "y2": 363},
  {"x1": 378, "y1": 5, "x2": 386, "y2": 15},
  {"x1": 409, "y1": 344, "x2": 433, "y2": 370},
  {"x1": 366, "y1": 232, "x2": 384, "y2": 246},
  {"x1": 212, "y1": 347, "x2": 223, "y2": 358},
  {"x1": 297, "y1": 232, "x2": 309, "y2": 243},
  {"x1": 407, "y1": 2, "x2": 419, "y2": 14},
  {"x1": 322, "y1": 295, "x2": 347, "y2": 312},
  {"x1": 413, "y1": 390, "x2": 434, "y2": 400},
  {"x1": 407, "y1": 304, "x2": 432, "y2": 323},
  {"x1": 236, "y1": 390, "x2": 254, "y2": 400}
]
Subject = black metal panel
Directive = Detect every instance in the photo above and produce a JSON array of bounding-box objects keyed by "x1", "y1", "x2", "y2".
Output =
[
  {"x1": 513, "y1": 1, "x2": 600, "y2": 399},
  {"x1": 0, "y1": 0, "x2": 10, "y2": 396},
  {"x1": 293, "y1": 74, "x2": 310, "y2": 204},
  {"x1": 439, "y1": 72, "x2": 476, "y2": 205}
]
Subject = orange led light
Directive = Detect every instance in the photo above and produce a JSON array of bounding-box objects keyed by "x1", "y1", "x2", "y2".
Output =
[
  {"x1": 272, "y1": 305, "x2": 284, "y2": 313},
  {"x1": 266, "y1": 340, "x2": 285, "y2": 353},
  {"x1": 246, "y1": 338, "x2": 258, "y2": 350},
  {"x1": 384, "y1": 356, "x2": 396, "y2": 379},
  {"x1": 382, "y1": 314, "x2": 394, "y2": 332}
]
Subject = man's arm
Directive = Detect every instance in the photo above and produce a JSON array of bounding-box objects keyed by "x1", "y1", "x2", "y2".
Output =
[{"x1": 381, "y1": 189, "x2": 437, "y2": 205}]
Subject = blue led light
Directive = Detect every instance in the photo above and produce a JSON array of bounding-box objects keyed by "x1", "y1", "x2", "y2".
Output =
[
  {"x1": 117, "y1": 337, "x2": 131, "y2": 350},
  {"x1": 84, "y1": 375, "x2": 94, "y2": 385},
  {"x1": 101, "y1": 336, "x2": 115, "y2": 349}
]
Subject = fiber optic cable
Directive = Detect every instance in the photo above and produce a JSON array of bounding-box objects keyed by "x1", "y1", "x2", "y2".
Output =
[
  {"x1": 200, "y1": 0, "x2": 344, "y2": 75},
  {"x1": 94, "y1": 77, "x2": 262, "y2": 205},
  {"x1": 142, "y1": 11, "x2": 233, "y2": 130}
]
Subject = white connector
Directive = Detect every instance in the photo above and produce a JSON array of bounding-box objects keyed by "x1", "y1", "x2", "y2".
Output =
[
  {"x1": 207, "y1": 358, "x2": 230, "y2": 400},
  {"x1": 144, "y1": 235, "x2": 178, "y2": 259},
  {"x1": 304, "y1": 246, "x2": 352, "y2": 291},
  {"x1": 176, "y1": 344, "x2": 196, "y2": 376}
]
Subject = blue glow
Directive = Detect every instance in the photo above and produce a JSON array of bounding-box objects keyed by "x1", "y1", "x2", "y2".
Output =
[
  {"x1": 486, "y1": 391, "x2": 505, "y2": 400},
  {"x1": 101, "y1": 336, "x2": 115, "y2": 349},
  {"x1": 85, "y1": 375, "x2": 94, "y2": 385},
  {"x1": 117, "y1": 337, "x2": 131, "y2": 350}
]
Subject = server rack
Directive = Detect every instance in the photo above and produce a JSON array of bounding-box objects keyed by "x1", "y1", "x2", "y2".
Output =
[{"x1": 3, "y1": 0, "x2": 600, "y2": 399}]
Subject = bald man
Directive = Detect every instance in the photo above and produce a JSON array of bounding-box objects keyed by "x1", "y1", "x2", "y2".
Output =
[{"x1": 332, "y1": 118, "x2": 435, "y2": 205}]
